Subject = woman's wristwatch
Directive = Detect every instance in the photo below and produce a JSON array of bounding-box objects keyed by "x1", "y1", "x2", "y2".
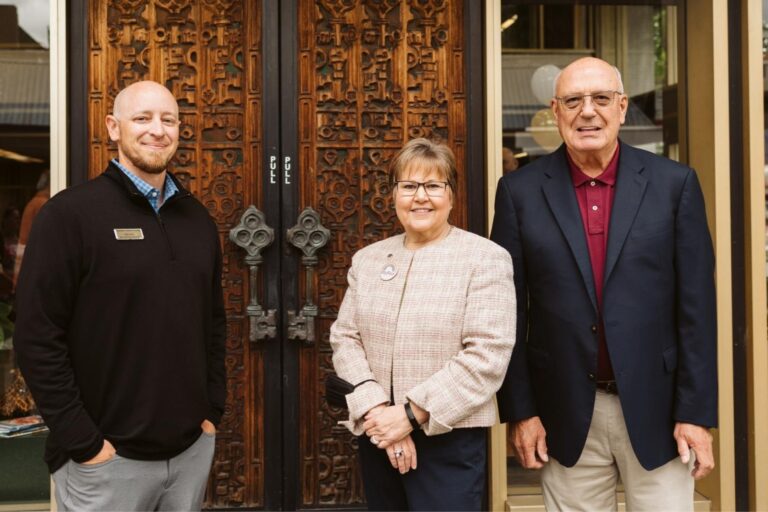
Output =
[{"x1": 404, "y1": 402, "x2": 421, "y2": 431}]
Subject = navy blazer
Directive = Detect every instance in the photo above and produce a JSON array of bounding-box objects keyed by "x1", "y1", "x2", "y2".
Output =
[{"x1": 492, "y1": 142, "x2": 718, "y2": 471}]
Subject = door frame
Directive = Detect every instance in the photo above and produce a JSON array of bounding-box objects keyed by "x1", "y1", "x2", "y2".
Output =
[{"x1": 67, "y1": 0, "x2": 88, "y2": 188}]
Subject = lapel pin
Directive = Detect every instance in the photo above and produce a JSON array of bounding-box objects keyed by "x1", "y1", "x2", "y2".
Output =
[{"x1": 380, "y1": 264, "x2": 397, "y2": 281}]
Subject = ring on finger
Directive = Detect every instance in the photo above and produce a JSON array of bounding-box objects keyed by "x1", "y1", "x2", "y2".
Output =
[{"x1": 394, "y1": 449, "x2": 403, "y2": 458}]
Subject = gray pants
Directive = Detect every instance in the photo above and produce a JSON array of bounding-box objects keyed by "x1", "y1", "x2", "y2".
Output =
[{"x1": 52, "y1": 432, "x2": 215, "y2": 511}]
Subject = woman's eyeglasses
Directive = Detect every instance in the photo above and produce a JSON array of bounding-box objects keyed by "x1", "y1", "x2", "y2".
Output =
[{"x1": 395, "y1": 180, "x2": 450, "y2": 197}]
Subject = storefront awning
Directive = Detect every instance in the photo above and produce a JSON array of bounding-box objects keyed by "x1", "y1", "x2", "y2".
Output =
[{"x1": 0, "y1": 50, "x2": 49, "y2": 127}]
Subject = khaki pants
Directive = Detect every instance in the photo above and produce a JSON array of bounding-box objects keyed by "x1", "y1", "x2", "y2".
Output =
[{"x1": 542, "y1": 391, "x2": 694, "y2": 512}]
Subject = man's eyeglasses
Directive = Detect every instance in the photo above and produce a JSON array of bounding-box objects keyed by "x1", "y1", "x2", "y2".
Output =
[
  {"x1": 395, "y1": 180, "x2": 450, "y2": 197},
  {"x1": 555, "y1": 90, "x2": 623, "y2": 111}
]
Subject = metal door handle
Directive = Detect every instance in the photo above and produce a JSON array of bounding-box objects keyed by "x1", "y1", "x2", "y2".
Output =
[
  {"x1": 286, "y1": 207, "x2": 330, "y2": 344},
  {"x1": 229, "y1": 205, "x2": 276, "y2": 342}
]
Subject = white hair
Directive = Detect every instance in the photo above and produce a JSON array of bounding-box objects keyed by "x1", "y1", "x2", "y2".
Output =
[{"x1": 552, "y1": 64, "x2": 625, "y2": 97}]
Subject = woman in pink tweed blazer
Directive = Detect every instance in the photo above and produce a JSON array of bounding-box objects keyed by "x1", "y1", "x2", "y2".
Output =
[{"x1": 330, "y1": 138, "x2": 516, "y2": 511}]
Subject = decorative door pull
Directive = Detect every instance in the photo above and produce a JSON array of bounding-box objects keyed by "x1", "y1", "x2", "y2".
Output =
[
  {"x1": 286, "y1": 207, "x2": 330, "y2": 344},
  {"x1": 229, "y1": 206, "x2": 276, "y2": 342}
]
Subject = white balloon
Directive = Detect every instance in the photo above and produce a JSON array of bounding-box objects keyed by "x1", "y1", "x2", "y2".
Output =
[
  {"x1": 530, "y1": 64, "x2": 561, "y2": 106},
  {"x1": 528, "y1": 108, "x2": 562, "y2": 151}
]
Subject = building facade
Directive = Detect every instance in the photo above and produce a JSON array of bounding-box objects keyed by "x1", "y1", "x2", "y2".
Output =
[{"x1": 0, "y1": 1, "x2": 766, "y2": 511}]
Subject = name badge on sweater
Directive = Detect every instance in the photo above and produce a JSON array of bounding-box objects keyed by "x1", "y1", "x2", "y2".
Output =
[{"x1": 113, "y1": 228, "x2": 144, "y2": 240}]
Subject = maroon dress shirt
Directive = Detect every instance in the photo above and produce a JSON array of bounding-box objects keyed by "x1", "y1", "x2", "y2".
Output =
[{"x1": 567, "y1": 145, "x2": 620, "y2": 381}]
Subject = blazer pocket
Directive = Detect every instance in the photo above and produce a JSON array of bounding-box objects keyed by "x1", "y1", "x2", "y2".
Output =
[
  {"x1": 527, "y1": 345, "x2": 549, "y2": 369},
  {"x1": 662, "y1": 345, "x2": 678, "y2": 373}
]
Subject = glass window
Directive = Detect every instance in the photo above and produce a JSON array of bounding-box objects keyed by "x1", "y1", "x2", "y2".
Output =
[
  {"x1": 0, "y1": 0, "x2": 51, "y2": 506},
  {"x1": 500, "y1": 0, "x2": 681, "y2": 492},
  {"x1": 500, "y1": 2, "x2": 680, "y2": 178}
]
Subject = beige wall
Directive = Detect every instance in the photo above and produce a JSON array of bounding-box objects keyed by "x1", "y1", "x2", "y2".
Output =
[
  {"x1": 485, "y1": 3, "x2": 507, "y2": 511},
  {"x1": 742, "y1": 0, "x2": 768, "y2": 509},
  {"x1": 665, "y1": 2, "x2": 737, "y2": 509}
]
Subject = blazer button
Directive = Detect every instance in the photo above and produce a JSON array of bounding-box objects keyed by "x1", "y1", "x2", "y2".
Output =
[
  {"x1": 588, "y1": 373, "x2": 595, "y2": 381},
  {"x1": 591, "y1": 324, "x2": 598, "y2": 333}
]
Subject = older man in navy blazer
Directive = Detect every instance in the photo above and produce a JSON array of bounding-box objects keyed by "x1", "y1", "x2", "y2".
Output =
[{"x1": 492, "y1": 57, "x2": 717, "y2": 511}]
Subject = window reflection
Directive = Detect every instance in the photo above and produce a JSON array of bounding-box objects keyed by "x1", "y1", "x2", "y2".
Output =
[
  {"x1": 500, "y1": 0, "x2": 681, "y2": 491},
  {"x1": 0, "y1": 0, "x2": 50, "y2": 429},
  {"x1": 501, "y1": 2, "x2": 679, "y2": 177}
]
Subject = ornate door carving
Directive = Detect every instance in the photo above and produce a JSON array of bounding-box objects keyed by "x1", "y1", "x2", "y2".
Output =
[{"x1": 85, "y1": 0, "x2": 478, "y2": 509}]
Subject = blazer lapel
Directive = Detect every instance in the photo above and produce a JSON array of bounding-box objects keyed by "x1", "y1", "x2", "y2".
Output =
[
  {"x1": 604, "y1": 143, "x2": 648, "y2": 284},
  {"x1": 542, "y1": 147, "x2": 598, "y2": 312}
]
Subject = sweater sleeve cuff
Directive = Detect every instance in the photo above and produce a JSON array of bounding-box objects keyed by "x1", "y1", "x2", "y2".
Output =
[
  {"x1": 69, "y1": 433, "x2": 105, "y2": 464},
  {"x1": 405, "y1": 394, "x2": 452, "y2": 436},
  {"x1": 339, "y1": 381, "x2": 389, "y2": 435}
]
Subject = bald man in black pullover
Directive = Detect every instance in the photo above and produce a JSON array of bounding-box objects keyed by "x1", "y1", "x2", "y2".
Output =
[{"x1": 15, "y1": 81, "x2": 226, "y2": 511}]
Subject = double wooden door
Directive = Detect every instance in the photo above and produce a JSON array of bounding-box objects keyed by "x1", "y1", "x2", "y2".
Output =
[{"x1": 78, "y1": 0, "x2": 484, "y2": 509}]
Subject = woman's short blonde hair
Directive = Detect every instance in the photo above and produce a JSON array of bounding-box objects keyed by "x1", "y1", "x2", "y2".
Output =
[{"x1": 389, "y1": 138, "x2": 458, "y2": 193}]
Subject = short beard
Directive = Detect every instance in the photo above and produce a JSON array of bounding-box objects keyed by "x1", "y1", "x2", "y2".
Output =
[{"x1": 121, "y1": 146, "x2": 174, "y2": 175}]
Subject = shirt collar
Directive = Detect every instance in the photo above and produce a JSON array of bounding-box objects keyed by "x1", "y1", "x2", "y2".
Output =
[
  {"x1": 567, "y1": 144, "x2": 620, "y2": 187},
  {"x1": 111, "y1": 158, "x2": 178, "y2": 203}
]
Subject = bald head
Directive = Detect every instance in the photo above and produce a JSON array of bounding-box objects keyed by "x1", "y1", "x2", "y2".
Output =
[
  {"x1": 105, "y1": 80, "x2": 180, "y2": 181},
  {"x1": 112, "y1": 81, "x2": 178, "y2": 120},
  {"x1": 549, "y1": 56, "x2": 628, "y2": 172},
  {"x1": 553, "y1": 57, "x2": 624, "y2": 98}
]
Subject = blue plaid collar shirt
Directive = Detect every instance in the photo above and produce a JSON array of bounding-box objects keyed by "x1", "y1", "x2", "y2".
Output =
[{"x1": 111, "y1": 159, "x2": 179, "y2": 212}]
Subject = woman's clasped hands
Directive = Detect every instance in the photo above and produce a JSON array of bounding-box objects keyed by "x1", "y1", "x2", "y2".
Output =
[{"x1": 364, "y1": 404, "x2": 418, "y2": 474}]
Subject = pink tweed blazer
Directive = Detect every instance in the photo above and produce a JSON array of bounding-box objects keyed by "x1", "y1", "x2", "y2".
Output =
[{"x1": 330, "y1": 227, "x2": 516, "y2": 436}]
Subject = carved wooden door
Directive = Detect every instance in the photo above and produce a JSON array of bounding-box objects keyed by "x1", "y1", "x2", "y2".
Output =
[
  {"x1": 83, "y1": 0, "x2": 483, "y2": 509},
  {"x1": 285, "y1": 1, "x2": 483, "y2": 509}
]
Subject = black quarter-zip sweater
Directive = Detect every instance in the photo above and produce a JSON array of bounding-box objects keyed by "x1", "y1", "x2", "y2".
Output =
[{"x1": 14, "y1": 162, "x2": 226, "y2": 473}]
